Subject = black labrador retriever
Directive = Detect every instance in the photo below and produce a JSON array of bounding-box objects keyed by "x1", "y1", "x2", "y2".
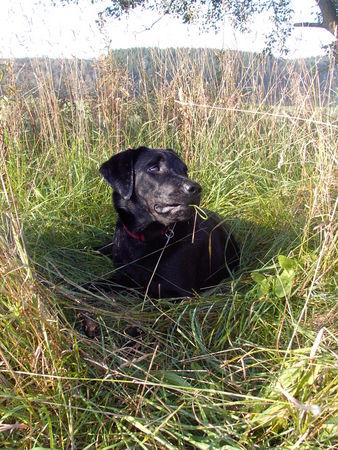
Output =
[{"x1": 99, "y1": 146, "x2": 239, "y2": 298}]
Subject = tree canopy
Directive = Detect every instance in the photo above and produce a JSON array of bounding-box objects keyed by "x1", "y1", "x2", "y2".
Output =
[{"x1": 56, "y1": 0, "x2": 338, "y2": 56}]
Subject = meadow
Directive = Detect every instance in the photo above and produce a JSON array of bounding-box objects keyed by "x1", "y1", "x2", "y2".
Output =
[{"x1": 0, "y1": 48, "x2": 337, "y2": 448}]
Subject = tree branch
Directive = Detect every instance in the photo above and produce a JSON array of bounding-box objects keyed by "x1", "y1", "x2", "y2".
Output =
[
  {"x1": 294, "y1": 22, "x2": 326, "y2": 28},
  {"x1": 137, "y1": 15, "x2": 165, "y2": 34}
]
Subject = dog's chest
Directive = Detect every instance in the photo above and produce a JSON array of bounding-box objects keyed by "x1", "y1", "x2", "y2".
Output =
[
  {"x1": 113, "y1": 227, "x2": 181, "y2": 266},
  {"x1": 112, "y1": 226, "x2": 204, "y2": 296}
]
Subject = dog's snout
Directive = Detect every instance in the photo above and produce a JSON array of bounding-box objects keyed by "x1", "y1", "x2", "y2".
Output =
[{"x1": 183, "y1": 181, "x2": 202, "y2": 196}]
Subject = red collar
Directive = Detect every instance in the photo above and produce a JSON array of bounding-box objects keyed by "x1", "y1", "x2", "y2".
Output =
[{"x1": 122, "y1": 223, "x2": 165, "y2": 242}]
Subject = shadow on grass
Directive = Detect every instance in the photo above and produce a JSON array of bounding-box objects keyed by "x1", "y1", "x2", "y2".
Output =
[
  {"x1": 20, "y1": 215, "x2": 307, "y2": 390},
  {"x1": 22, "y1": 215, "x2": 302, "y2": 298}
]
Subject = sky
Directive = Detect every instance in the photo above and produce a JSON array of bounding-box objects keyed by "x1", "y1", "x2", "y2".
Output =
[{"x1": 0, "y1": 0, "x2": 335, "y2": 59}]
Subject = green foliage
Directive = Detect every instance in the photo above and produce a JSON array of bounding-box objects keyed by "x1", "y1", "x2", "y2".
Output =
[
  {"x1": 0, "y1": 50, "x2": 336, "y2": 448},
  {"x1": 251, "y1": 255, "x2": 297, "y2": 298},
  {"x1": 251, "y1": 350, "x2": 336, "y2": 444}
]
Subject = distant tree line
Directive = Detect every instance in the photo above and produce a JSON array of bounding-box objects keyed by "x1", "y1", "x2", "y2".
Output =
[{"x1": 0, "y1": 48, "x2": 333, "y2": 105}]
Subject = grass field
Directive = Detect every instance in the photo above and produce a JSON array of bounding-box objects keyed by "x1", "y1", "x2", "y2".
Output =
[{"x1": 0, "y1": 49, "x2": 337, "y2": 449}]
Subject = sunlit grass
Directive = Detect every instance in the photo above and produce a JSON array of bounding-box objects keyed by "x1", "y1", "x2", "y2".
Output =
[{"x1": 0, "y1": 48, "x2": 337, "y2": 448}]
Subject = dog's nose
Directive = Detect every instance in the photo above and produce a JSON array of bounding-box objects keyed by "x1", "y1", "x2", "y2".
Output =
[{"x1": 183, "y1": 181, "x2": 202, "y2": 195}]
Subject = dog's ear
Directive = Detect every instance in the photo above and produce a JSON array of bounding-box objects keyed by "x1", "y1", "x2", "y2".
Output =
[{"x1": 99, "y1": 149, "x2": 135, "y2": 200}]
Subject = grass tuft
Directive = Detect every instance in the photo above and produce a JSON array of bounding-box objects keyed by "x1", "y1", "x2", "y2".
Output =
[{"x1": 0, "y1": 49, "x2": 337, "y2": 448}]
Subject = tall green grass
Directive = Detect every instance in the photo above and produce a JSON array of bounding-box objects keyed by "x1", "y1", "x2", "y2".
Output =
[{"x1": 0, "y1": 48, "x2": 337, "y2": 448}]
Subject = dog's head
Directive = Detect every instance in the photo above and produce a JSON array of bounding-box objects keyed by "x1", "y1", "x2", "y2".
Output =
[{"x1": 99, "y1": 147, "x2": 202, "y2": 226}]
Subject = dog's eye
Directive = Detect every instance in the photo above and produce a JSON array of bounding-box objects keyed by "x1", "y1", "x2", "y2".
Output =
[{"x1": 147, "y1": 165, "x2": 160, "y2": 173}]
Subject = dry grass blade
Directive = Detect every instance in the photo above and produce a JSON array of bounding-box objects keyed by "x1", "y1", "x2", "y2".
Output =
[{"x1": 0, "y1": 48, "x2": 336, "y2": 448}]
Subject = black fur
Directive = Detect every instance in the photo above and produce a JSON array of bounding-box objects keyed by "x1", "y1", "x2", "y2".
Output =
[{"x1": 99, "y1": 147, "x2": 239, "y2": 298}]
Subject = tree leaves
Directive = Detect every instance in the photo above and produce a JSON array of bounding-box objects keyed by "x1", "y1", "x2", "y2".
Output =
[{"x1": 56, "y1": 0, "x2": 295, "y2": 54}]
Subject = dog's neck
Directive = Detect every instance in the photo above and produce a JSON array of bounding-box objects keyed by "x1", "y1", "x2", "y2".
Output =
[
  {"x1": 115, "y1": 202, "x2": 154, "y2": 231},
  {"x1": 114, "y1": 194, "x2": 169, "y2": 240},
  {"x1": 121, "y1": 221, "x2": 167, "y2": 242}
]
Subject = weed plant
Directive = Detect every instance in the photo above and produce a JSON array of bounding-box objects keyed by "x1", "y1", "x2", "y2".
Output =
[{"x1": 0, "y1": 48, "x2": 337, "y2": 448}]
